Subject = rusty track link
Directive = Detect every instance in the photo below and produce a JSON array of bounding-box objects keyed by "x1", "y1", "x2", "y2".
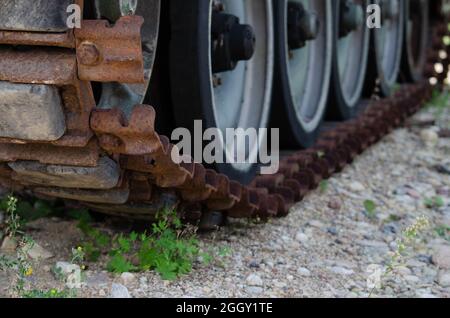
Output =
[{"x1": 0, "y1": 14, "x2": 449, "y2": 227}]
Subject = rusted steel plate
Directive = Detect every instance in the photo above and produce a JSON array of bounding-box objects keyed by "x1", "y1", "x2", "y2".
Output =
[
  {"x1": 0, "y1": 48, "x2": 76, "y2": 85},
  {"x1": 9, "y1": 157, "x2": 120, "y2": 190},
  {"x1": 34, "y1": 184, "x2": 130, "y2": 205},
  {"x1": 91, "y1": 105, "x2": 162, "y2": 155},
  {"x1": 54, "y1": 80, "x2": 95, "y2": 147},
  {"x1": 0, "y1": 140, "x2": 99, "y2": 167},
  {"x1": 85, "y1": 191, "x2": 179, "y2": 220},
  {"x1": 75, "y1": 16, "x2": 145, "y2": 83},
  {"x1": 0, "y1": 30, "x2": 75, "y2": 48}
]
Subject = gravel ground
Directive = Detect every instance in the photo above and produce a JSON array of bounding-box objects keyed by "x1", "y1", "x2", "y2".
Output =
[{"x1": 1, "y1": 104, "x2": 450, "y2": 298}]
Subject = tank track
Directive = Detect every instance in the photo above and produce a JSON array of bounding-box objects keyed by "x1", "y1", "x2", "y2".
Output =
[{"x1": 0, "y1": 9, "x2": 449, "y2": 228}]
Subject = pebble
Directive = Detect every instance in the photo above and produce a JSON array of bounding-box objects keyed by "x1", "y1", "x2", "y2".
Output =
[
  {"x1": 403, "y1": 275, "x2": 420, "y2": 283},
  {"x1": 248, "y1": 260, "x2": 260, "y2": 269},
  {"x1": 417, "y1": 254, "x2": 433, "y2": 265},
  {"x1": 420, "y1": 129, "x2": 439, "y2": 147},
  {"x1": 295, "y1": 232, "x2": 309, "y2": 244},
  {"x1": 0, "y1": 236, "x2": 17, "y2": 253},
  {"x1": 139, "y1": 277, "x2": 148, "y2": 289},
  {"x1": 328, "y1": 199, "x2": 342, "y2": 210},
  {"x1": 382, "y1": 223, "x2": 399, "y2": 235},
  {"x1": 348, "y1": 181, "x2": 366, "y2": 192},
  {"x1": 432, "y1": 245, "x2": 450, "y2": 269},
  {"x1": 297, "y1": 267, "x2": 311, "y2": 277},
  {"x1": 22, "y1": 242, "x2": 54, "y2": 260},
  {"x1": 327, "y1": 227, "x2": 338, "y2": 236},
  {"x1": 120, "y1": 272, "x2": 136, "y2": 285},
  {"x1": 110, "y1": 283, "x2": 131, "y2": 298},
  {"x1": 437, "y1": 271, "x2": 450, "y2": 287},
  {"x1": 55, "y1": 262, "x2": 82, "y2": 289},
  {"x1": 246, "y1": 274, "x2": 263, "y2": 287},
  {"x1": 86, "y1": 272, "x2": 110, "y2": 288},
  {"x1": 330, "y1": 266, "x2": 354, "y2": 276},
  {"x1": 308, "y1": 220, "x2": 324, "y2": 229},
  {"x1": 246, "y1": 286, "x2": 263, "y2": 295}
]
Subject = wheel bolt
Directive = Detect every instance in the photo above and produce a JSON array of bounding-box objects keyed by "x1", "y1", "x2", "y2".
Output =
[
  {"x1": 78, "y1": 42, "x2": 101, "y2": 66},
  {"x1": 211, "y1": 10, "x2": 256, "y2": 73},
  {"x1": 339, "y1": 0, "x2": 364, "y2": 37},
  {"x1": 288, "y1": 2, "x2": 320, "y2": 50}
]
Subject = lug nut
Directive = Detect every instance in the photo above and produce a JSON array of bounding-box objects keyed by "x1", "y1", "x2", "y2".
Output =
[
  {"x1": 211, "y1": 10, "x2": 256, "y2": 73},
  {"x1": 288, "y1": 2, "x2": 320, "y2": 50},
  {"x1": 339, "y1": 0, "x2": 364, "y2": 37}
]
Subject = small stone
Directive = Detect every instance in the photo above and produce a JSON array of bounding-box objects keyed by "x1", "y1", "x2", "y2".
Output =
[
  {"x1": 328, "y1": 199, "x2": 342, "y2": 210},
  {"x1": 382, "y1": 223, "x2": 399, "y2": 234},
  {"x1": 330, "y1": 266, "x2": 354, "y2": 276},
  {"x1": 417, "y1": 254, "x2": 432, "y2": 265},
  {"x1": 139, "y1": 276, "x2": 148, "y2": 286},
  {"x1": 437, "y1": 271, "x2": 450, "y2": 287},
  {"x1": 308, "y1": 220, "x2": 324, "y2": 229},
  {"x1": 22, "y1": 242, "x2": 54, "y2": 260},
  {"x1": 327, "y1": 227, "x2": 338, "y2": 236},
  {"x1": 248, "y1": 260, "x2": 260, "y2": 269},
  {"x1": 120, "y1": 272, "x2": 136, "y2": 285},
  {"x1": 55, "y1": 262, "x2": 82, "y2": 289},
  {"x1": 246, "y1": 273, "x2": 263, "y2": 287},
  {"x1": 295, "y1": 232, "x2": 309, "y2": 244},
  {"x1": 348, "y1": 181, "x2": 365, "y2": 192},
  {"x1": 297, "y1": 267, "x2": 311, "y2": 276},
  {"x1": 432, "y1": 245, "x2": 450, "y2": 269},
  {"x1": 246, "y1": 286, "x2": 263, "y2": 295},
  {"x1": 403, "y1": 275, "x2": 420, "y2": 283},
  {"x1": 99, "y1": 289, "x2": 106, "y2": 297},
  {"x1": 110, "y1": 283, "x2": 131, "y2": 298},
  {"x1": 420, "y1": 129, "x2": 439, "y2": 147},
  {"x1": 86, "y1": 272, "x2": 109, "y2": 288},
  {"x1": 0, "y1": 236, "x2": 17, "y2": 253},
  {"x1": 273, "y1": 280, "x2": 287, "y2": 288}
]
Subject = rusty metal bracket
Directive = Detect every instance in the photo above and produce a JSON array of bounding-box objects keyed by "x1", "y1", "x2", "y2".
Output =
[
  {"x1": 75, "y1": 15, "x2": 145, "y2": 83},
  {"x1": 90, "y1": 105, "x2": 162, "y2": 155}
]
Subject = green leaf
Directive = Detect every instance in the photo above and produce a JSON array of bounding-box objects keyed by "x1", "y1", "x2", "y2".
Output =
[
  {"x1": 364, "y1": 200, "x2": 376, "y2": 213},
  {"x1": 106, "y1": 253, "x2": 136, "y2": 274}
]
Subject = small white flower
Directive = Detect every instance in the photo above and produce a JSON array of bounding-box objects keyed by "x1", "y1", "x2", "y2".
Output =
[{"x1": 366, "y1": 264, "x2": 384, "y2": 290}]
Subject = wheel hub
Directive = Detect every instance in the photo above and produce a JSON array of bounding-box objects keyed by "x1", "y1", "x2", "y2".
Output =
[
  {"x1": 339, "y1": 0, "x2": 364, "y2": 38},
  {"x1": 287, "y1": 1, "x2": 320, "y2": 50},
  {"x1": 211, "y1": 8, "x2": 256, "y2": 74}
]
